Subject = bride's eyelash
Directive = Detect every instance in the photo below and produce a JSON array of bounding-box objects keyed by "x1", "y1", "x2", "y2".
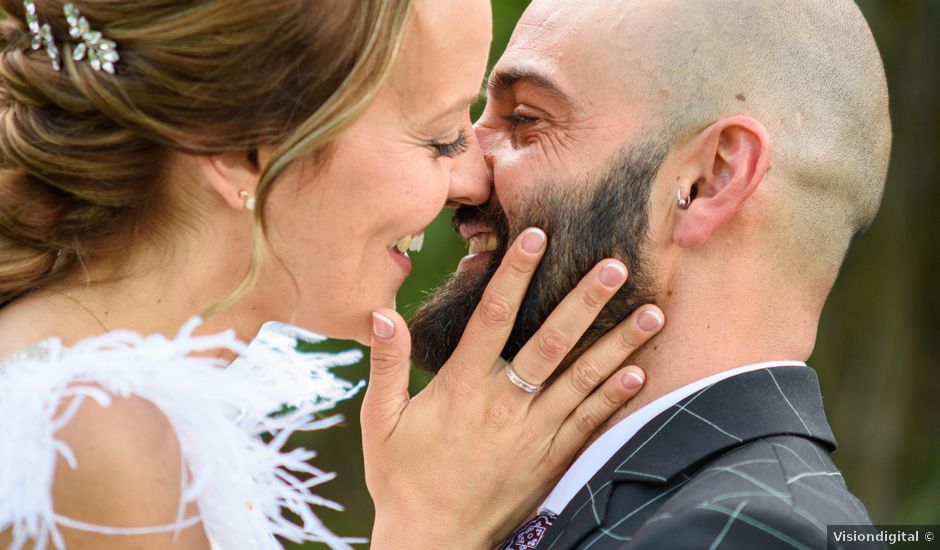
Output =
[{"x1": 429, "y1": 130, "x2": 470, "y2": 158}]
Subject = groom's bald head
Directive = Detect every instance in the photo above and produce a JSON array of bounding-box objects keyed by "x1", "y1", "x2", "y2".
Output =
[{"x1": 648, "y1": 0, "x2": 888, "y2": 254}]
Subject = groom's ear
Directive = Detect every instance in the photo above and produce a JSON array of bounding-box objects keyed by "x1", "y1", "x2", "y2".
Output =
[
  {"x1": 197, "y1": 147, "x2": 265, "y2": 210},
  {"x1": 672, "y1": 116, "x2": 771, "y2": 248}
]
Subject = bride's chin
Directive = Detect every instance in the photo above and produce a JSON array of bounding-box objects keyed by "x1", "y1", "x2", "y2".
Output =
[
  {"x1": 288, "y1": 286, "x2": 397, "y2": 345},
  {"x1": 344, "y1": 317, "x2": 383, "y2": 346},
  {"x1": 355, "y1": 298, "x2": 397, "y2": 346},
  {"x1": 355, "y1": 296, "x2": 398, "y2": 346},
  {"x1": 304, "y1": 305, "x2": 395, "y2": 346}
]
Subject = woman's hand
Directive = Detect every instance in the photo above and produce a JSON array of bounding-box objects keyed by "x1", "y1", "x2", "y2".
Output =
[{"x1": 362, "y1": 228, "x2": 664, "y2": 549}]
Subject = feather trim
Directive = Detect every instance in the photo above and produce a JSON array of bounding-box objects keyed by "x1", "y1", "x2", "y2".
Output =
[{"x1": 0, "y1": 318, "x2": 365, "y2": 550}]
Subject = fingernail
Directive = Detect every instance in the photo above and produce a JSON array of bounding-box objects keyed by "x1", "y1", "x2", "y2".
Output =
[
  {"x1": 622, "y1": 371, "x2": 645, "y2": 390},
  {"x1": 372, "y1": 312, "x2": 395, "y2": 340},
  {"x1": 638, "y1": 310, "x2": 664, "y2": 332},
  {"x1": 521, "y1": 228, "x2": 546, "y2": 254},
  {"x1": 598, "y1": 262, "x2": 627, "y2": 288}
]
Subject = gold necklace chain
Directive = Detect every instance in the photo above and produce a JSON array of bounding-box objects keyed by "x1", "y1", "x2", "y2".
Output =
[{"x1": 46, "y1": 288, "x2": 111, "y2": 333}]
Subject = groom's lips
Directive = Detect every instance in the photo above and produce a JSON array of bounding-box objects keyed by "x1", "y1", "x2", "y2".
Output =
[{"x1": 458, "y1": 221, "x2": 496, "y2": 241}]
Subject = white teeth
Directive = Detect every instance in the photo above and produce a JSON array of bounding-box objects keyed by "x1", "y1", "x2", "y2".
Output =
[
  {"x1": 409, "y1": 232, "x2": 424, "y2": 253},
  {"x1": 391, "y1": 232, "x2": 424, "y2": 254},
  {"x1": 468, "y1": 236, "x2": 486, "y2": 254},
  {"x1": 395, "y1": 235, "x2": 412, "y2": 253},
  {"x1": 468, "y1": 234, "x2": 498, "y2": 255},
  {"x1": 486, "y1": 235, "x2": 498, "y2": 252}
]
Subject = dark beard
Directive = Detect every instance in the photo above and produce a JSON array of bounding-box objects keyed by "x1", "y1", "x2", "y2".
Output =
[{"x1": 410, "y1": 139, "x2": 668, "y2": 382}]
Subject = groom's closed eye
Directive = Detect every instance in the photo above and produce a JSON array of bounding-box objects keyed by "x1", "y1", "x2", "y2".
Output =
[
  {"x1": 481, "y1": 66, "x2": 580, "y2": 147},
  {"x1": 504, "y1": 112, "x2": 538, "y2": 131}
]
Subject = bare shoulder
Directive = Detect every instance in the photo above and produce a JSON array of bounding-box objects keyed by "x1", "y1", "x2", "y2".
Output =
[
  {"x1": 0, "y1": 294, "x2": 93, "y2": 361},
  {"x1": 50, "y1": 390, "x2": 210, "y2": 549}
]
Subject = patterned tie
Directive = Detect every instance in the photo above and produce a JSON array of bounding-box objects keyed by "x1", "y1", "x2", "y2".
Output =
[{"x1": 498, "y1": 511, "x2": 557, "y2": 550}]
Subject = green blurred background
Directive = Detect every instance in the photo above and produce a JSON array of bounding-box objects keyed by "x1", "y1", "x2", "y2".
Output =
[
  {"x1": 291, "y1": 0, "x2": 940, "y2": 545},
  {"x1": 0, "y1": 0, "x2": 932, "y2": 545}
]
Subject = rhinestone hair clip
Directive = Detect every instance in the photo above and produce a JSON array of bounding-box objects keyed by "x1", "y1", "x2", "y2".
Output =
[{"x1": 23, "y1": 0, "x2": 120, "y2": 74}]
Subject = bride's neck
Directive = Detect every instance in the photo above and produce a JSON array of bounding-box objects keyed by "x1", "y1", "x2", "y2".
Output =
[{"x1": 0, "y1": 220, "x2": 280, "y2": 359}]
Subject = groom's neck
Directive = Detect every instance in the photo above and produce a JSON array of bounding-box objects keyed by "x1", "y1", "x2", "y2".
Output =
[{"x1": 591, "y1": 289, "x2": 820, "y2": 441}]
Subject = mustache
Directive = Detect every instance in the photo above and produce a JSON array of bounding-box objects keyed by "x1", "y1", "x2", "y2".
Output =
[{"x1": 451, "y1": 200, "x2": 509, "y2": 235}]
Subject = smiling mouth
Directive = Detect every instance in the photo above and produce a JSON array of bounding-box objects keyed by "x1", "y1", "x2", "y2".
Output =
[
  {"x1": 458, "y1": 221, "x2": 500, "y2": 256},
  {"x1": 388, "y1": 231, "x2": 425, "y2": 257}
]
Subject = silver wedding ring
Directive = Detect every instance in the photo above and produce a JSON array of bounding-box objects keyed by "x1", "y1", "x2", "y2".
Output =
[{"x1": 505, "y1": 361, "x2": 543, "y2": 394}]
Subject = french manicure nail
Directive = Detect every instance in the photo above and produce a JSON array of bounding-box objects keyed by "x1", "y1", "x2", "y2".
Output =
[
  {"x1": 599, "y1": 262, "x2": 627, "y2": 288},
  {"x1": 372, "y1": 312, "x2": 395, "y2": 340},
  {"x1": 623, "y1": 371, "x2": 645, "y2": 390},
  {"x1": 521, "y1": 228, "x2": 547, "y2": 254},
  {"x1": 638, "y1": 310, "x2": 664, "y2": 332}
]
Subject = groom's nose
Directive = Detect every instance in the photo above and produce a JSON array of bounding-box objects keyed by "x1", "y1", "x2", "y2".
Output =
[
  {"x1": 473, "y1": 120, "x2": 495, "y2": 170},
  {"x1": 446, "y1": 130, "x2": 492, "y2": 207},
  {"x1": 472, "y1": 120, "x2": 501, "y2": 192}
]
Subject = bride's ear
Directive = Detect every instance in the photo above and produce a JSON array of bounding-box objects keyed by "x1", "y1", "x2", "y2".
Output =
[{"x1": 197, "y1": 147, "x2": 262, "y2": 211}]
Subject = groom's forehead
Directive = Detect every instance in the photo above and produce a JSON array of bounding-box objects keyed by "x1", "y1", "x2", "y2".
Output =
[{"x1": 498, "y1": 0, "x2": 666, "y2": 115}]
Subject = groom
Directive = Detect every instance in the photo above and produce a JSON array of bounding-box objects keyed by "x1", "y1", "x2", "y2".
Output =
[{"x1": 411, "y1": 0, "x2": 890, "y2": 547}]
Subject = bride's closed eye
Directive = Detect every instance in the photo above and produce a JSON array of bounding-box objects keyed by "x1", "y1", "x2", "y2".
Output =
[{"x1": 429, "y1": 129, "x2": 470, "y2": 158}]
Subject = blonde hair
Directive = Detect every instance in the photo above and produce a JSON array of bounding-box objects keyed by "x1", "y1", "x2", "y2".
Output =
[{"x1": 0, "y1": 0, "x2": 413, "y2": 311}]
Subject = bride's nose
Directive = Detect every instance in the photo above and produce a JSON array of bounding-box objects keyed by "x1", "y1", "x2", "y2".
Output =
[{"x1": 445, "y1": 132, "x2": 491, "y2": 207}]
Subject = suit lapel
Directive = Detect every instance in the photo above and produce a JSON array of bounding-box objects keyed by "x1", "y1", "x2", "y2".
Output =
[{"x1": 540, "y1": 366, "x2": 836, "y2": 549}]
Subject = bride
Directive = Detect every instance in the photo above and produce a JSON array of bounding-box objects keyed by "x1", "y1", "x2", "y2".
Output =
[{"x1": 0, "y1": 0, "x2": 664, "y2": 548}]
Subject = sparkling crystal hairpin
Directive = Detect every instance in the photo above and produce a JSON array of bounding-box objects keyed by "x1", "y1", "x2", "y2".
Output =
[
  {"x1": 22, "y1": 0, "x2": 120, "y2": 75},
  {"x1": 64, "y1": 3, "x2": 120, "y2": 74},
  {"x1": 23, "y1": 0, "x2": 60, "y2": 71}
]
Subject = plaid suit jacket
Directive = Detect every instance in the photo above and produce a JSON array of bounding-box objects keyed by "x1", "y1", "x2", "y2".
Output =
[{"x1": 539, "y1": 366, "x2": 880, "y2": 549}]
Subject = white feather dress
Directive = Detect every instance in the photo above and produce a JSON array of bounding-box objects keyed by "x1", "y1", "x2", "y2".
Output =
[{"x1": 0, "y1": 318, "x2": 366, "y2": 550}]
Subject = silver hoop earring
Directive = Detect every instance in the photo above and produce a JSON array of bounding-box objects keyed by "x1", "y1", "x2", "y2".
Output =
[{"x1": 677, "y1": 189, "x2": 692, "y2": 210}]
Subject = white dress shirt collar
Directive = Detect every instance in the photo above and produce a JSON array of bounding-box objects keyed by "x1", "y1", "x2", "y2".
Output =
[{"x1": 541, "y1": 360, "x2": 808, "y2": 515}]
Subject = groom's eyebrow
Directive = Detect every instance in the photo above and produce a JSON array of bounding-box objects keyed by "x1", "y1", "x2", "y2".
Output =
[{"x1": 487, "y1": 67, "x2": 573, "y2": 105}]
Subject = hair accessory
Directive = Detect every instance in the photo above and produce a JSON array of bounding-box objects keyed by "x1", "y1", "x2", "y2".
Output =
[
  {"x1": 238, "y1": 190, "x2": 257, "y2": 211},
  {"x1": 23, "y1": 0, "x2": 60, "y2": 71},
  {"x1": 22, "y1": 1, "x2": 120, "y2": 74},
  {"x1": 64, "y1": 3, "x2": 120, "y2": 74}
]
